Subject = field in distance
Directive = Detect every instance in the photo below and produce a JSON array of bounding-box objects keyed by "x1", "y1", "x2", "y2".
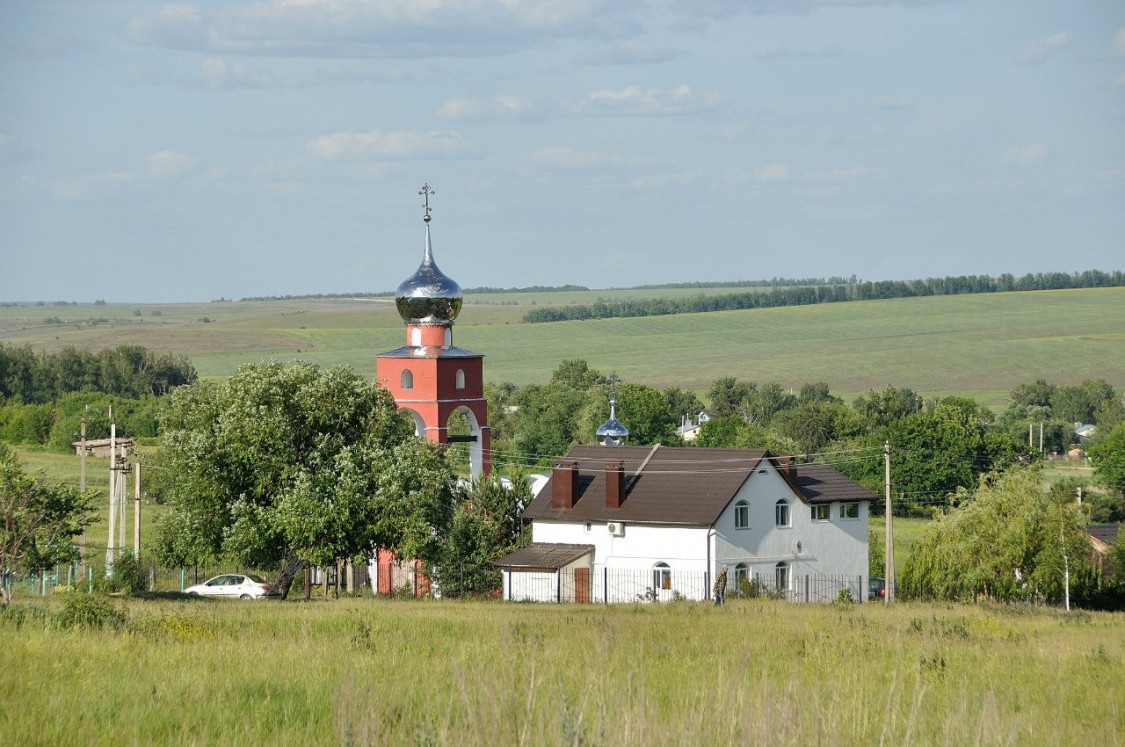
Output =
[{"x1": 2, "y1": 286, "x2": 1124, "y2": 409}]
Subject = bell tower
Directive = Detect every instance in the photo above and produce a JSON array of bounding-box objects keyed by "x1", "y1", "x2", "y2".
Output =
[{"x1": 376, "y1": 184, "x2": 491, "y2": 476}]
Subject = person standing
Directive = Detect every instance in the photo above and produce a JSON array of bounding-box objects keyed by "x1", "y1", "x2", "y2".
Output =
[{"x1": 713, "y1": 565, "x2": 728, "y2": 605}]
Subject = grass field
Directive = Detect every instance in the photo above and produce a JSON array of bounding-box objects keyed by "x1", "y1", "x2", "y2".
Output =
[
  {"x1": 3, "y1": 287, "x2": 1124, "y2": 409},
  {"x1": 1, "y1": 594, "x2": 1121, "y2": 746}
]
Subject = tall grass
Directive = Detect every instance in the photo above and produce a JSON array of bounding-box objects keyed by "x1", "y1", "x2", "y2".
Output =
[{"x1": 2, "y1": 595, "x2": 1121, "y2": 745}]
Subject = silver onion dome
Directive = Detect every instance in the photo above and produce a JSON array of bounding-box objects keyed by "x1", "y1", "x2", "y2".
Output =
[
  {"x1": 395, "y1": 224, "x2": 463, "y2": 325},
  {"x1": 596, "y1": 397, "x2": 629, "y2": 446}
]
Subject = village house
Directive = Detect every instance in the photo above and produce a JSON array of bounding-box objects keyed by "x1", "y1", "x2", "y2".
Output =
[{"x1": 495, "y1": 437, "x2": 876, "y2": 604}]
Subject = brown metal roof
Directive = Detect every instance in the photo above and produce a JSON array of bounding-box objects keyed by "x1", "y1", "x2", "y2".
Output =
[
  {"x1": 493, "y1": 543, "x2": 595, "y2": 571},
  {"x1": 1087, "y1": 524, "x2": 1120, "y2": 547},
  {"x1": 523, "y1": 445, "x2": 877, "y2": 527}
]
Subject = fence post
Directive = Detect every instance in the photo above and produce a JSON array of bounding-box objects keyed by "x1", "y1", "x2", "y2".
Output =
[
  {"x1": 181, "y1": 567, "x2": 186, "y2": 593},
  {"x1": 604, "y1": 567, "x2": 609, "y2": 604},
  {"x1": 804, "y1": 575, "x2": 809, "y2": 603},
  {"x1": 556, "y1": 570, "x2": 561, "y2": 604}
]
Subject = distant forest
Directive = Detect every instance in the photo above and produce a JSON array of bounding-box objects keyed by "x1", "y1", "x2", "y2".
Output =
[{"x1": 522, "y1": 270, "x2": 1125, "y2": 323}]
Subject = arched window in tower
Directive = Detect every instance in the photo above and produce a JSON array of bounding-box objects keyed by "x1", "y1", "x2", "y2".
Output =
[
  {"x1": 400, "y1": 370, "x2": 414, "y2": 390},
  {"x1": 410, "y1": 328, "x2": 422, "y2": 347},
  {"x1": 455, "y1": 369, "x2": 465, "y2": 390},
  {"x1": 444, "y1": 328, "x2": 452, "y2": 348}
]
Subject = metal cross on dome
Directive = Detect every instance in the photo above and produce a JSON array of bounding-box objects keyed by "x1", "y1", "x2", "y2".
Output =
[
  {"x1": 419, "y1": 182, "x2": 435, "y2": 223},
  {"x1": 607, "y1": 371, "x2": 620, "y2": 399}
]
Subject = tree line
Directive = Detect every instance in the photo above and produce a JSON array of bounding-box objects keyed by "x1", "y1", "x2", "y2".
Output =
[
  {"x1": 0, "y1": 343, "x2": 197, "y2": 403},
  {"x1": 483, "y1": 361, "x2": 1125, "y2": 522},
  {"x1": 522, "y1": 269, "x2": 1125, "y2": 323}
]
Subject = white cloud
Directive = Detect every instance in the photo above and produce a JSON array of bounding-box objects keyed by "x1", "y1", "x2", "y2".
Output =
[
  {"x1": 124, "y1": 0, "x2": 636, "y2": 58},
  {"x1": 1005, "y1": 143, "x2": 1047, "y2": 165},
  {"x1": 53, "y1": 171, "x2": 137, "y2": 200},
  {"x1": 567, "y1": 84, "x2": 724, "y2": 115},
  {"x1": 810, "y1": 166, "x2": 874, "y2": 182},
  {"x1": 630, "y1": 170, "x2": 700, "y2": 188},
  {"x1": 1019, "y1": 31, "x2": 1071, "y2": 64},
  {"x1": 1113, "y1": 27, "x2": 1125, "y2": 57},
  {"x1": 124, "y1": 3, "x2": 208, "y2": 50},
  {"x1": 528, "y1": 147, "x2": 630, "y2": 171},
  {"x1": 573, "y1": 42, "x2": 683, "y2": 66},
  {"x1": 437, "y1": 95, "x2": 535, "y2": 122},
  {"x1": 721, "y1": 121, "x2": 752, "y2": 139},
  {"x1": 306, "y1": 129, "x2": 471, "y2": 160},
  {"x1": 753, "y1": 163, "x2": 790, "y2": 182},
  {"x1": 146, "y1": 150, "x2": 198, "y2": 178},
  {"x1": 872, "y1": 94, "x2": 911, "y2": 110},
  {"x1": 200, "y1": 57, "x2": 406, "y2": 89},
  {"x1": 201, "y1": 58, "x2": 268, "y2": 89}
]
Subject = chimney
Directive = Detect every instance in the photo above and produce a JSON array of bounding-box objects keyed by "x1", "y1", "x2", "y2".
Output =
[
  {"x1": 551, "y1": 460, "x2": 579, "y2": 509},
  {"x1": 605, "y1": 461, "x2": 625, "y2": 509}
]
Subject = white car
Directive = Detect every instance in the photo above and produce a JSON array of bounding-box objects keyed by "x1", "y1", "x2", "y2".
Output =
[{"x1": 184, "y1": 574, "x2": 272, "y2": 599}]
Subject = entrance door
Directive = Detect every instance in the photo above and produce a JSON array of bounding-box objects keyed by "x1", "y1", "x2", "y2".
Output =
[{"x1": 575, "y1": 567, "x2": 591, "y2": 603}]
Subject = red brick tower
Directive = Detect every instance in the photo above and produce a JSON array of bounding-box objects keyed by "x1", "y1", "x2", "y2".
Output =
[{"x1": 376, "y1": 184, "x2": 490, "y2": 477}]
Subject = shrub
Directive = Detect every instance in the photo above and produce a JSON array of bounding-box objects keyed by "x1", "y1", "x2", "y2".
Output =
[
  {"x1": 109, "y1": 552, "x2": 148, "y2": 595},
  {"x1": 56, "y1": 594, "x2": 126, "y2": 630}
]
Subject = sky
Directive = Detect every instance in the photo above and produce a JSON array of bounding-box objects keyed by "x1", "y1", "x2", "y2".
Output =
[{"x1": 1, "y1": 1, "x2": 1123, "y2": 303}]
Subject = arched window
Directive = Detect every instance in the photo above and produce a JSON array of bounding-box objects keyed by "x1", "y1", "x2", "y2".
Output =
[
  {"x1": 775, "y1": 499, "x2": 790, "y2": 527},
  {"x1": 400, "y1": 370, "x2": 413, "y2": 390},
  {"x1": 775, "y1": 561, "x2": 789, "y2": 592},
  {"x1": 455, "y1": 369, "x2": 466, "y2": 389},
  {"x1": 733, "y1": 562, "x2": 749, "y2": 594},
  {"x1": 653, "y1": 562, "x2": 671, "y2": 591},
  {"x1": 734, "y1": 499, "x2": 749, "y2": 529}
]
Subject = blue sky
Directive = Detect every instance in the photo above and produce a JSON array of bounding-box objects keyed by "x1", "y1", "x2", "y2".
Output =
[{"x1": 1, "y1": 1, "x2": 1122, "y2": 303}]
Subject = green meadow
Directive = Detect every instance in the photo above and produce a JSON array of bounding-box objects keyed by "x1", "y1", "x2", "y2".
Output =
[
  {"x1": 1, "y1": 595, "x2": 1121, "y2": 746},
  {"x1": 3, "y1": 286, "x2": 1124, "y2": 409}
]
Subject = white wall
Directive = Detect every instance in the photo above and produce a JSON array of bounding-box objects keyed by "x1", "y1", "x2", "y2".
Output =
[
  {"x1": 526, "y1": 461, "x2": 869, "y2": 603},
  {"x1": 712, "y1": 464, "x2": 868, "y2": 597}
]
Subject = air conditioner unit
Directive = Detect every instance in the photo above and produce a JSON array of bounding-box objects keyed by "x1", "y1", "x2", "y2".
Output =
[{"x1": 607, "y1": 521, "x2": 625, "y2": 537}]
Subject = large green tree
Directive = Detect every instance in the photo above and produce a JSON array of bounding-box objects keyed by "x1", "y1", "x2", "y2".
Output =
[
  {"x1": 155, "y1": 361, "x2": 455, "y2": 598},
  {"x1": 901, "y1": 468, "x2": 1091, "y2": 604},
  {"x1": 0, "y1": 444, "x2": 95, "y2": 604},
  {"x1": 1089, "y1": 422, "x2": 1125, "y2": 498}
]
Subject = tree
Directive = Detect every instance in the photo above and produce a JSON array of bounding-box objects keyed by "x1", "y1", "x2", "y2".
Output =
[
  {"x1": 1088, "y1": 422, "x2": 1125, "y2": 498},
  {"x1": 886, "y1": 402, "x2": 1019, "y2": 514},
  {"x1": 707, "y1": 377, "x2": 752, "y2": 418},
  {"x1": 901, "y1": 468, "x2": 1090, "y2": 604},
  {"x1": 609, "y1": 382, "x2": 677, "y2": 445},
  {"x1": 0, "y1": 444, "x2": 95, "y2": 604},
  {"x1": 744, "y1": 383, "x2": 795, "y2": 426},
  {"x1": 436, "y1": 474, "x2": 531, "y2": 596},
  {"x1": 155, "y1": 361, "x2": 454, "y2": 599},
  {"x1": 852, "y1": 386, "x2": 923, "y2": 429}
]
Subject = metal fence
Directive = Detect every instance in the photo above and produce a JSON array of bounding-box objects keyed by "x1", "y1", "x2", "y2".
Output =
[{"x1": 503, "y1": 567, "x2": 869, "y2": 604}]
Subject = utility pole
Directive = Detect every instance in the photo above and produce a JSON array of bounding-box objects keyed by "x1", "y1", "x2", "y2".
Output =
[
  {"x1": 78, "y1": 408, "x2": 87, "y2": 577},
  {"x1": 106, "y1": 412, "x2": 116, "y2": 576},
  {"x1": 884, "y1": 441, "x2": 895, "y2": 603},
  {"x1": 133, "y1": 462, "x2": 141, "y2": 559},
  {"x1": 117, "y1": 444, "x2": 127, "y2": 556}
]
